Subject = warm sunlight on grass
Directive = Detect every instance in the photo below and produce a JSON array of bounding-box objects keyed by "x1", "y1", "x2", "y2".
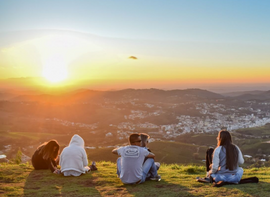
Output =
[{"x1": 1, "y1": 162, "x2": 269, "y2": 197}]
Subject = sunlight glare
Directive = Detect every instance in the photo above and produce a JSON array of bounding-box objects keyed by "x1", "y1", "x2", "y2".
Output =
[{"x1": 42, "y1": 56, "x2": 68, "y2": 83}]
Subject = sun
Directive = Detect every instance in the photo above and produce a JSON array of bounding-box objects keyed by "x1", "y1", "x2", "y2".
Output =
[{"x1": 42, "y1": 56, "x2": 68, "y2": 83}]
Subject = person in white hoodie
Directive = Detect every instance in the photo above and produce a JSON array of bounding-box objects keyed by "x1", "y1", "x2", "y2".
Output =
[{"x1": 60, "y1": 134, "x2": 90, "y2": 176}]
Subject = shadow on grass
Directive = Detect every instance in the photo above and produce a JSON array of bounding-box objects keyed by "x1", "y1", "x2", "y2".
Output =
[
  {"x1": 24, "y1": 170, "x2": 101, "y2": 197},
  {"x1": 195, "y1": 179, "x2": 269, "y2": 196},
  {"x1": 223, "y1": 181, "x2": 270, "y2": 196},
  {"x1": 123, "y1": 179, "x2": 197, "y2": 197}
]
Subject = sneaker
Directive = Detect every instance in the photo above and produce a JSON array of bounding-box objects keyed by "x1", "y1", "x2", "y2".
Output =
[
  {"x1": 213, "y1": 181, "x2": 226, "y2": 187},
  {"x1": 90, "y1": 161, "x2": 98, "y2": 171},
  {"x1": 196, "y1": 177, "x2": 210, "y2": 183},
  {"x1": 150, "y1": 175, "x2": 161, "y2": 181}
]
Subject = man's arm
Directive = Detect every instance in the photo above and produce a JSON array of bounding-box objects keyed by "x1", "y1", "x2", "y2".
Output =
[
  {"x1": 146, "y1": 152, "x2": 155, "y2": 158},
  {"x1": 112, "y1": 148, "x2": 119, "y2": 155}
]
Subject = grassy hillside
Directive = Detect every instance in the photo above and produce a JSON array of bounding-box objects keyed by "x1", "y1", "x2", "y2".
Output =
[
  {"x1": 86, "y1": 141, "x2": 207, "y2": 165},
  {"x1": 236, "y1": 124, "x2": 270, "y2": 136},
  {"x1": 2, "y1": 124, "x2": 270, "y2": 166},
  {"x1": 1, "y1": 162, "x2": 269, "y2": 197}
]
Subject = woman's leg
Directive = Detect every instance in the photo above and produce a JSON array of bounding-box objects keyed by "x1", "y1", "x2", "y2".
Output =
[
  {"x1": 212, "y1": 168, "x2": 244, "y2": 183},
  {"x1": 227, "y1": 167, "x2": 244, "y2": 183}
]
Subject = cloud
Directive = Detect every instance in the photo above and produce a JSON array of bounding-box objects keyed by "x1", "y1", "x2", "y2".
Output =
[{"x1": 129, "y1": 56, "x2": 138, "y2": 60}]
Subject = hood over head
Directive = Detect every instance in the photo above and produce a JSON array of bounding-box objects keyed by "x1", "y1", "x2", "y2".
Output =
[{"x1": 69, "y1": 134, "x2": 85, "y2": 148}]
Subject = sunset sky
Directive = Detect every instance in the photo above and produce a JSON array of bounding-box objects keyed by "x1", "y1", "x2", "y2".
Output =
[{"x1": 0, "y1": 0, "x2": 270, "y2": 91}]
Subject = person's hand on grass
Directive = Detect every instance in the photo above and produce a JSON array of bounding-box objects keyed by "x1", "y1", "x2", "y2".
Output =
[{"x1": 53, "y1": 169, "x2": 61, "y2": 174}]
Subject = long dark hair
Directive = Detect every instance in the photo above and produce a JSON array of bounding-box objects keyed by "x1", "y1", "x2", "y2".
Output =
[
  {"x1": 218, "y1": 130, "x2": 238, "y2": 170},
  {"x1": 37, "y1": 140, "x2": 59, "y2": 160}
]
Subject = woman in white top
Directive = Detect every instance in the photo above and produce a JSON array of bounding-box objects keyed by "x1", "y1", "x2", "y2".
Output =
[
  {"x1": 208, "y1": 130, "x2": 244, "y2": 184},
  {"x1": 60, "y1": 134, "x2": 90, "y2": 176}
]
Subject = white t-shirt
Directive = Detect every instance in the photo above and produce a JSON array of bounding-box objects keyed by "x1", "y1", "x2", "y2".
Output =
[{"x1": 117, "y1": 145, "x2": 149, "y2": 184}]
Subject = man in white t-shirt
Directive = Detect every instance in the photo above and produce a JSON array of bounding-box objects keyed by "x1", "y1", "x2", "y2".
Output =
[{"x1": 112, "y1": 133, "x2": 160, "y2": 184}]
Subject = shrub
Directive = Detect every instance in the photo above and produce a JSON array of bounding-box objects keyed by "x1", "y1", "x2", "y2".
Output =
[
  {"x1": 171, "y1": 164, "x2": 181, "y2": 170},
  {"x1": 15, "y1": 148, "x2": 22, "y2": 164},
  {"x1": 185, "y1": 167, "x2": 196, "y2": 174}
]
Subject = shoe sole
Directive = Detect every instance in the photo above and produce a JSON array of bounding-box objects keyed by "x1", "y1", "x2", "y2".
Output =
[{"x1": 150, "y1": 177, "x2": 161, "y2": 181}]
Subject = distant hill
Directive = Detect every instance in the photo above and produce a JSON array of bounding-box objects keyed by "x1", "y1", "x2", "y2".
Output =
[
  {"x1": 0, "y1": 92, "x2": 16, "y2": 100},
  {"x1": 221, "y1": 90, "x2": 270, "y2": 101},
  {"x1": 10, "y1": 90, "x2": 103, "y2": 103},
  {"x1": 234, "y1": 91, "x2": 270, "y2": 101},
  {"x1": 222, "y1": 90, "x2": 265, "y2": 97},
  {"x1": 4, "y1": 88, "x2": 224, "y2": 104}
]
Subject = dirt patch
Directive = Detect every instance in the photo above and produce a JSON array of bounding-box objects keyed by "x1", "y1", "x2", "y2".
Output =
[
  {"x1": 1, "y1": 177, "x2": 15, "y2": 183},
  {"x1": 25, "y1": 187, "x2": 41, "y2": 190},
  {"x1": 80, "y1": 177, "x2": 98, "y2": 187},
  {"x1": 102, "y1": 188, "x2": 131, "y2": 197},
  {"x1": 95, "y1": 181, "x2": 107, "y2": 186},
  {"x1": 154, "y1": 184, "x2": 175, "y2": 188},
  {"x1": 28, "y1": 173, "x2": 43, "y2": 181}
]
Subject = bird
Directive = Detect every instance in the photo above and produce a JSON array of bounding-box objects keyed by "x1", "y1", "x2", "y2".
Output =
[{"x1": 129, "y1": 56, "x2": 138, "y2": 60}]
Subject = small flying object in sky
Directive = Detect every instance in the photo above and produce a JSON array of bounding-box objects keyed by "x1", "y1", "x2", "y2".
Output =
[{"x1": 129, "y1": 56, "x2": 138, "y2": 60}]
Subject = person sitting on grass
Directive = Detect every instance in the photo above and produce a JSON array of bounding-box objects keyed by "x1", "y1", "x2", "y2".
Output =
[
  {"x1": 206, "y1": 130, "x2": 244, "y2": 185},
  {"x1": 112, "y1": 133, "x2": 161, "y2": 184},
  {"x1": 140, "y1": 133, "x2": 160, "y2": 172},
  {"x1": 60, "y1": 134, "x2": 90, "y2": 176},
  {"x1": 31, "y1": 139, "x2": 60, "y2": 174}
]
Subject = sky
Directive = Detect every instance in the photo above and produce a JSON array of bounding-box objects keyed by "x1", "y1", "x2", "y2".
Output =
[{"x1": 0, "y1": 0, "x2": 270, "y2": 91}]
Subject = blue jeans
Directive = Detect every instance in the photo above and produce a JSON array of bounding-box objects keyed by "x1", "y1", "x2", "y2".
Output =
[
  {"x1": 116, "y1": 157, "x2": 158, "y2": 184},
  {"x1": 211, "y1": 167, "x2": 244, "y2": 183}
]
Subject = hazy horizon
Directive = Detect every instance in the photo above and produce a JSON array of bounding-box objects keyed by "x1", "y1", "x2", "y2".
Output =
[
  {"x1": 1, "y1": 76, "x2": 270, "y2": 94},
  {"x1": 1, "y1": 1, "x2": 270, "y2": 91}
]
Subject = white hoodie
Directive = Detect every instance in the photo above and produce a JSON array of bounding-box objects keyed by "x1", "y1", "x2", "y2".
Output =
[{"x1": 60, "y1": 134, "x2": 89, "y2": 176}]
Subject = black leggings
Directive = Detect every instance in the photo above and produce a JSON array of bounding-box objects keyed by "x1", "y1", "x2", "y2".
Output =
[{"x1": 206, "y1": 148, "x2": 214, "y2": 172}]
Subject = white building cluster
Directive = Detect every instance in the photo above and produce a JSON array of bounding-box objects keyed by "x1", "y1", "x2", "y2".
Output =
[{"x1": 114, "y1": 101, "x2": 270, "y2": 139}]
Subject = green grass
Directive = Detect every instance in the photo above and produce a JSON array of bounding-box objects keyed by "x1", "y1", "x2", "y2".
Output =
[
  {"x1": 148, "y1": 141, "x2": 207, "y2": 164},
  {"x1": 86, "y1": 141, "x2": 207, "y2": 165},
  {"x1": 0, "y1": 162, "x2": 269, "y2": 197},
  {"x1": 236, "y1": 124, "x2": 270, "y2": 136}
]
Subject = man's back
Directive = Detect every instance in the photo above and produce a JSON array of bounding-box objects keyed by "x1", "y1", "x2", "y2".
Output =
[{"x1": 117, "y1": 145, "x2": 149, "y2": 184}]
